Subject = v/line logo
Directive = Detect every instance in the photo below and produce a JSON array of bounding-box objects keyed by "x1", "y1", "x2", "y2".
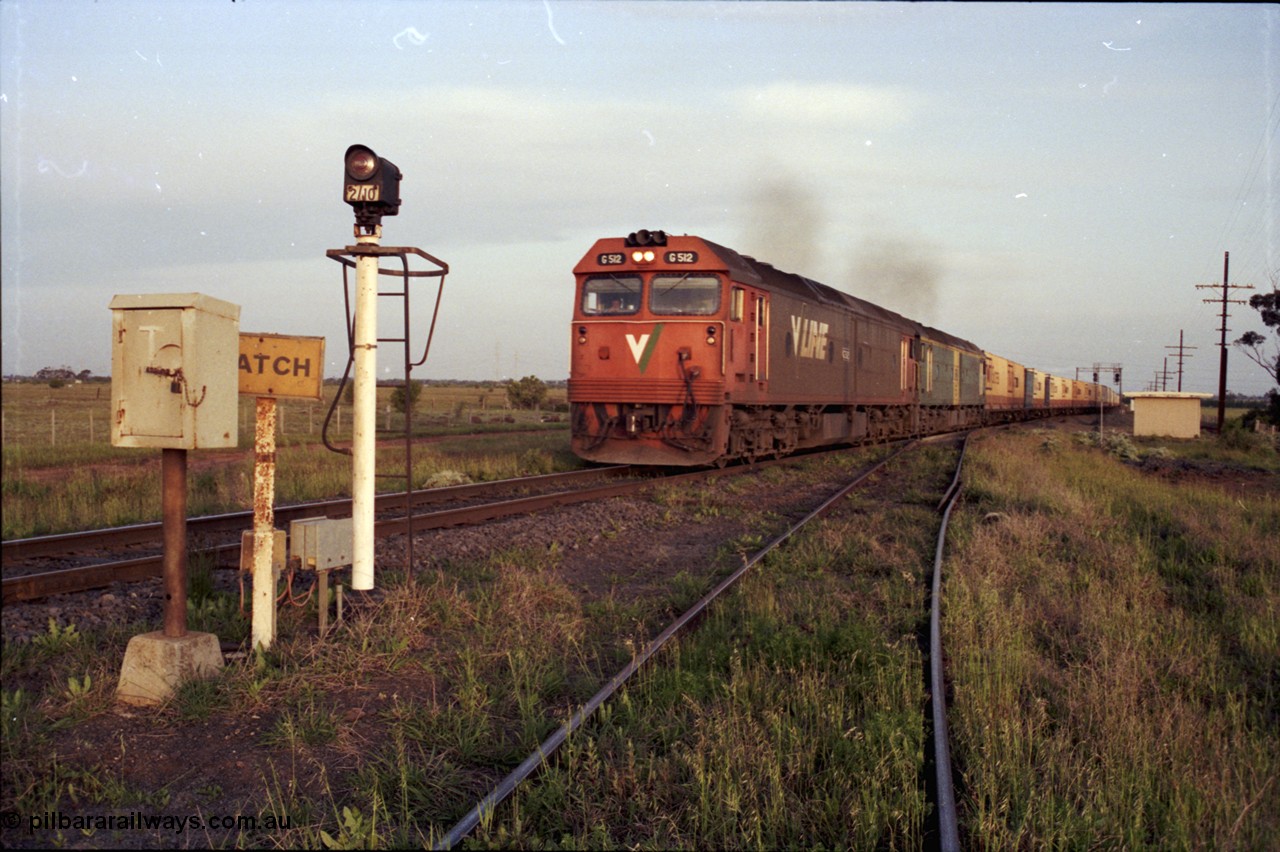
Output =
[
  {"x1": 790, "y1": 315, "x2": 830, "y2": 360},
  {"x1": 625, "y1": 324, "x2": 664, "y2": 373}
]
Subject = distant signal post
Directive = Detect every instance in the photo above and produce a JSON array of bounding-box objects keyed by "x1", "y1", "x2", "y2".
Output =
[{"x1": 239, "y1": 332, "x2": 325, "y2": 650}]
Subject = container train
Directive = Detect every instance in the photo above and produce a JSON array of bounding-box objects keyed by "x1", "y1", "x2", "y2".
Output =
[{"x1": 569, "y1": 230, "x2": 1120, "y2": 466}]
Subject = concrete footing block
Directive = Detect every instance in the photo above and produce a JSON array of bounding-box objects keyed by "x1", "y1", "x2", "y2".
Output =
[{"x1": 116, "y1": 631, "x2": 224, "y2": 707}]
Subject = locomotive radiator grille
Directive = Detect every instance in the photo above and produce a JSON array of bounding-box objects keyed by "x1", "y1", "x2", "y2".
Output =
[{"x1": 568, "y1": 378, "x2": 726, "y2": 404}]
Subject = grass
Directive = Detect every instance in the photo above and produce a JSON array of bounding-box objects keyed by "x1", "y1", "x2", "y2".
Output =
[
  {"x1": 3, "y1": 425, "x2": 1276, "y2": 848},
  {"x1": 1, "y1": 380, "x2": 568, "y2": 451},
  {"x1": 945, "y1": 428, "x2": 1279, "y2": 848},
  {"x1": 1, "y1": 379, "x2": 576, "y2": 538},
  {"x1": 466, "y1": 446, "x2": 955, "y2": 848},
  {"x1": 3, "y1": 449, "x2": 934, "y2": 848}
]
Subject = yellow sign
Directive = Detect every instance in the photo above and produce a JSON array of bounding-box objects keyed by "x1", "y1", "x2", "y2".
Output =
[{"x1": 238, "y1": 333, "x2": 325, "y2": 400}]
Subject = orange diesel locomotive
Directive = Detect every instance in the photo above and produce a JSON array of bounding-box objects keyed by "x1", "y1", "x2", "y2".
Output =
[{"x1": 569, "y1": 230, "x2": 1117, "y2": 466}]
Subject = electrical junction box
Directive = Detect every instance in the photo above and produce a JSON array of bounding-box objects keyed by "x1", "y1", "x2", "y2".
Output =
[
  {"x1": 289, "y1": 517, "x2": 354, "y2": 571},
  {"x1": 109, "y1": 293, "x2": 240, "y2": 449}
]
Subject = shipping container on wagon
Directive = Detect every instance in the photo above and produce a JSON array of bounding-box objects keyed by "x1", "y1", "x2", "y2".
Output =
[
  {"x1": 1048, "y1": 375, "x2": 1074, "y2": 410},
  {"x1": 1024, "y1": 367, "x2": 1051, "y2": 413},
  {"x1": 984, "y1": 352, "x2": 1026, "y2": 412}
]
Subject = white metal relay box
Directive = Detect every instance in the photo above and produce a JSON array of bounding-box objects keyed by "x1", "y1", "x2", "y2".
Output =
[{"x1": 109, "y1": 293, "x2": 240, "y2": 449}]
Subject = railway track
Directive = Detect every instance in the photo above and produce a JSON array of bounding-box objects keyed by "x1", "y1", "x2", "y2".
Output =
[
  {"x1": 2, "y1": 434, "x2": 977, "y2": 839},
  {"x1": 2, "y1": 466, "x2": 640, "y2": 603},
  {"x1": 435, "y1": 434, "x2": 970, "y2": 850},
  {"x1": 2, "y1": 452, "x2": 838, "y2": 604},
  {"x1": 3, "y1": 418, "x2": 1063, "y2": 606}
]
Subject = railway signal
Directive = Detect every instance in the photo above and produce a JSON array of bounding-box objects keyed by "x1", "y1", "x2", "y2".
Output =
[
  {"x1": 345, "y1": 144, "x2": 389, "y2": 592},
  {"x1": 330, "y1": 145, "x2": 450, "y2": 594},
  {"x1": 343, "y1": 144, "x2": 402, "y2": 227}
]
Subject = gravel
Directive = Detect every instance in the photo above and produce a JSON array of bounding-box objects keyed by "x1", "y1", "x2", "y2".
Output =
[{"x1": 1, "y1": 461, "x2": 854, "y2": 647}]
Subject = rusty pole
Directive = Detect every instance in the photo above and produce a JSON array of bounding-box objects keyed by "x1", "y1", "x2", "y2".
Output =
[
  {"x1": 161, "y1": 447, "x2": 187, "y2": 638},
  {"x1": 252, "y1": 396, "x2": 278, "y2": 649}
]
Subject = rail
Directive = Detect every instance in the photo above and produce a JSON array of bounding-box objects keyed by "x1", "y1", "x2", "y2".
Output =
[
  {"x1": 433, "y1": 442, "x2": 917, "y2": 850},
  {"x1": 930, "y1": 432, "x2": 970, "y2": 852},
  {"x1": 4, "y1": 453, "x2": 836, "y2": 604},
  {"x1": 1, "y1": 467, "x2": 636, "y2": 603}
]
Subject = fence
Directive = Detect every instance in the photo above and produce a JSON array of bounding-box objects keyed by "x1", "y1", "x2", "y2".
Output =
[{"x1": 1, "y1": 383, "x2": 566, "y2": 450}]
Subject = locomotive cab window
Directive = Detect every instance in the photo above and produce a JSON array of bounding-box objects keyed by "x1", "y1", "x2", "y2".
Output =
[
  {"x1": 582, "y1": 274, "x2": 642, "y2": 315},
  {"x1": 650, "y1": 274, "x2": 721, "y2": 316}
]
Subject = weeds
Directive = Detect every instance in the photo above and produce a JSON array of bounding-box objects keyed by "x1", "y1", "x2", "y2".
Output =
[
  {"x1": 4, "y1": 432, "x2": 1273, "y2": 847},
  {"x1": 948, "y1": 430, "x2": 1279, "y2": 847},
  {"x1": 1, "y1": 422, "x2": 577, "y2": 538},
  {"x1": 470, "y1": 451, "x2": 946, "y2": 848},
  {"x1": 30, "y1": 618, "x2": 81, "y2": 655},
  {"x1": 320, "y1": 802, "x2": 382, "y2": 850}
]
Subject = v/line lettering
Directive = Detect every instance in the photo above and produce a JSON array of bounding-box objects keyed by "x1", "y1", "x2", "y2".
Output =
[{"x1": 790, "y1": 315, "x2": 830, "y2": 360}]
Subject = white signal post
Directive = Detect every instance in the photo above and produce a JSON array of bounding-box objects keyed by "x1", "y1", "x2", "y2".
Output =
[
  {"x1": 340, "y1": 144, "x2": 403, "y2": 592},
  {"x1": 351, "y1": 226, "x2": 380, "y2": 590}
]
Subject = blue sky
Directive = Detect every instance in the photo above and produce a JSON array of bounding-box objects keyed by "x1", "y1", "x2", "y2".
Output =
[{"x1": 3, "y1": 1, "x2": 1276, "y2": 395}]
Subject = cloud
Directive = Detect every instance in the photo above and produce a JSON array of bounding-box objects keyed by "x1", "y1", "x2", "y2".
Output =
[
  {"x1": 734, "y1": 82, "x2": 922, "y2": 130},
  {"x1": 10, "y1": 77, "x2": 932, "y2": 278}
]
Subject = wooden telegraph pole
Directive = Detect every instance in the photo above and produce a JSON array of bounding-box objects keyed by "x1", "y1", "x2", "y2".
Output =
[
  {"x1": 1197, "y1": 252, "x2": 1254, "y2": 433},
  {"x1": 1164, "y1": 330, "x2": 1197, "y2": 393}
]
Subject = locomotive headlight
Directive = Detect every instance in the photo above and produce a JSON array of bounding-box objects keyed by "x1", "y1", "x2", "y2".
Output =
[
  {"x1": 706, "y1": 325, "x2": 717, "y2": 345},
  {"x1": 631, "y1": 249, "x2": 655, "y2": 263}
]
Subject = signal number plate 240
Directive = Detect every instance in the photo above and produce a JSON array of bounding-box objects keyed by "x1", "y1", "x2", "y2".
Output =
[{"x1": 345, "y1": 184, "x2": 381, "y2": 202}]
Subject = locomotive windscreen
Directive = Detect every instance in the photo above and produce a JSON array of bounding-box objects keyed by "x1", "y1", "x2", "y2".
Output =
[
  {"x1": 650, "y1": 274, "x2": 721, "y2": 316},
  {"x1": 582, "y1": 274, "x2": 641, "y2": 315}
]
